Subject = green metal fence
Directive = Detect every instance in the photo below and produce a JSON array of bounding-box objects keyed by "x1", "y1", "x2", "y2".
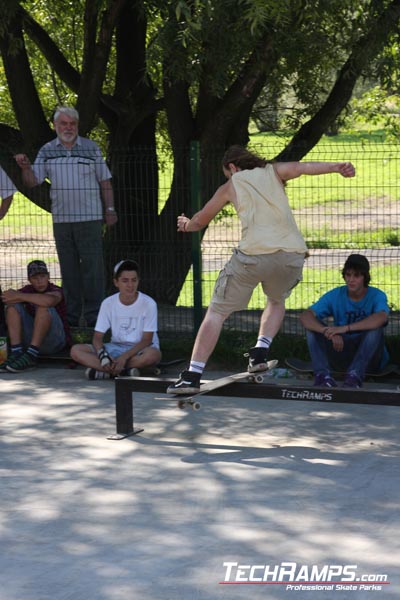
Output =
[{"x1": 1, "y1": 138, "x2": 400, "y2": 336}]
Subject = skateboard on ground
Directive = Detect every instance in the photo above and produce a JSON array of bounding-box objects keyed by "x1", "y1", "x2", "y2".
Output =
[
  {"x1": 285, "y1": 357, "x2": 400, "y2": 379},
  {"x1": 156, "y1": 359, "x2": 278, "y2": 410}
]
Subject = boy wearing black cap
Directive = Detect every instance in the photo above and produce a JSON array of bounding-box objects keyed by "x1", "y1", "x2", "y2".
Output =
[
  {"x1": 70, "y1": 259, "x2": 161, "y2": 379},
  {"x1": 300, "y1": 254, "x2": 390, "y2": 388},
  {"x1": 0, "y1": 260, "x2": 70, "y2": 372}
]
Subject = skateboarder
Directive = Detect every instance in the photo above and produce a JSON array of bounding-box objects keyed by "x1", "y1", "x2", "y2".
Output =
[
  {"x1": 300, "y1": 254, "x2": 390, "y2": 388},
  {"x1": 167, "y1": 145, "x2": 355, "y2": 395},
  {"x1": 70, "y1": 259, "x2": 161, "y2": 379}
]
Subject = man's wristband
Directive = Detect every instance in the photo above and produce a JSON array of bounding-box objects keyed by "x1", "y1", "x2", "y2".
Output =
[{"x1": 106, "y1": 207, "x2": 116, "y2": 213}]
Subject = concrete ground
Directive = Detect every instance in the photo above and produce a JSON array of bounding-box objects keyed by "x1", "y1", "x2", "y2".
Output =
[{"x1": 0, "y1": 366, "x2": 399, "y2": 599}]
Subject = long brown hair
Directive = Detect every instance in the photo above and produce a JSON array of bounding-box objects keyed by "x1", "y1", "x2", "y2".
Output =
[{"x1": 222, "y1": 145, "x2": 271, "y2": 170}]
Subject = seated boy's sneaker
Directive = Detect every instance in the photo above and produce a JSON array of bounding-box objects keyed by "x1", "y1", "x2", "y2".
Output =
[
  {"x1": 314, "y1": 373, "x2": 338, "y2": 387},
  {"x1": 5, "y1": 351, "x2": 37, "y2": 372},
  {"x1": 167, "y1": 370, "x2": 201, "y2": 395},
  {"x1": 85, "y1": 367, "x2": 112, "y2": 380},
  {"x1": 246, "y1": 347, "x2": 269, "y2": 373},
  {"x1": 343, "y1": 371, "x2": 362, "y2": 388},
  {"x1": 0, "y1": 353, "x2": 23, "y2": 372},
  {"x1": 120, "y1": 367, "x2": 141, "y2": 377}
]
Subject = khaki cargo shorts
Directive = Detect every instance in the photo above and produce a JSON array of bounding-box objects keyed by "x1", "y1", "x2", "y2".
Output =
[{"x1": 210, "y1": 249, "x2": 305, "y2": 315}]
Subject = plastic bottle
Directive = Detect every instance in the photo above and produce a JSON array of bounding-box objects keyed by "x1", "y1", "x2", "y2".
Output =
[{"x1": 273, "y1": 368, "x2": 292, "y2": 378}]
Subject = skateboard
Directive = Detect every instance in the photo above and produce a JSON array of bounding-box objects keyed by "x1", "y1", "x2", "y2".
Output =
[
  {"x1": 285, "y1": 357, "x2": 400, "y2": 379},
  {"x1": 157, "y1": 359, "x2": 278, "y2": 410}
]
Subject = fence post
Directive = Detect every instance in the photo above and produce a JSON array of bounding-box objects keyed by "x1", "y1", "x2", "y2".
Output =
[{"x1": 190, "y1": 141, "x2": 203, "y2": 335}]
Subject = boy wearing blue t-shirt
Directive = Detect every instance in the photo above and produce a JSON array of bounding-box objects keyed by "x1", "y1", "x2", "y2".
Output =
[{"x1": 300, "y1": 254, "x2": 389, "y2": 388}]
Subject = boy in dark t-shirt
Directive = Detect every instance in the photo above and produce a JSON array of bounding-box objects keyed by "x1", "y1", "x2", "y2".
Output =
[{"x1": 0, "y1": 260, "x2": 70, "y2": 372}]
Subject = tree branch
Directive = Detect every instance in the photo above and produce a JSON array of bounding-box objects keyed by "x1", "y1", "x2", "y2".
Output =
[
  {"x1": 277, "y1": 0, "x2": 400, "y2": 160},
  {"x1": 21, "y1": 6, "x2": 81, "y2": 93},
  {"x1": 0, "y1": 9, "x2": 51, "y2": 151},
  {"x1": 77, "y1": 0, "x2": 128, "y2": 133}
]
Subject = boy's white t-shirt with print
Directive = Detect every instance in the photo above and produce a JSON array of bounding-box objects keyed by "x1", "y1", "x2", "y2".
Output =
[{"x1": 95, "y1": 292, "x2": 160, "y2": 348}]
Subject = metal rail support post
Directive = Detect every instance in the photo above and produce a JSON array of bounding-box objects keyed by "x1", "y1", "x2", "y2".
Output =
[{"x1": 107, "y1": 378, "x2": 144, "y2": 440}]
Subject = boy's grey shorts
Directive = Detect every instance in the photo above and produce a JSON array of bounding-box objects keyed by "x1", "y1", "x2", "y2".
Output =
[{"x1": 210, "y1": 249, "x2": 305, "y2": 315}]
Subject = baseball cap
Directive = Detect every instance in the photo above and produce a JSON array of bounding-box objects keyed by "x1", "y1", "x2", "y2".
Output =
[
  {"x1": 27, "y1": 260, "x2": 49, "y2": 278},
  {"x1": 343, "y1": 254, "x2": 370, "y2": 272}
]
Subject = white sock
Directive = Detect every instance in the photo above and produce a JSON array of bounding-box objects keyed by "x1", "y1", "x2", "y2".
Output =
[
  {"x1": 189, "y1": 361, "x2": 205, "y2": 374},
  {"x1": 255, "y1": 336, "x2": 272, "y2": 349}
]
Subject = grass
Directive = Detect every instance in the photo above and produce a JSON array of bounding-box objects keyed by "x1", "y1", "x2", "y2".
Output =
[{"x1": 3, "y1": 193, "x2": 52, "y2": 234}]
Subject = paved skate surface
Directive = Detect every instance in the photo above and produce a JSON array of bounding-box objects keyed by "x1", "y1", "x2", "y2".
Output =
[{"x1": 1, "y1": 368, "x2": 399, "y2": 599}]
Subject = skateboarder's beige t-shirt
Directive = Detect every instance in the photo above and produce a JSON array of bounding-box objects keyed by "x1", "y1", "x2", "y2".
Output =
[{"x1": 231, "y1": 165, "x2": 307, "y2": 255}]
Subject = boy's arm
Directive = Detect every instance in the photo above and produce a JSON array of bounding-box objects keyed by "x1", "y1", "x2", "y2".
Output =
[
  {"x1": 300, "y1": 308, "x2": 327, "y2": 333},
  {"x1": 177, "y1": 180, "x2": 232, "y2": 233},
  {"x1": 275, "y1": 161, "x2": 355, "y2": 182},
  {"x1": 120, "y1": 332, "x2": 154, "y2": 360},
  {"x1": 2, "y1": 288, "x2": 61, "y2": 307},
  {"x1": 92, "y1": 331, "x2": 106, "y2": 354}
]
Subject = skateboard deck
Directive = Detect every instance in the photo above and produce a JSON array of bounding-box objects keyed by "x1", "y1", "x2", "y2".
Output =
[
  {"x1": 156, "y1": 359, "x2": 278, "y2": 410},
  {"x1": 285, "y1": 357, "x2": 400, "y2": 378}
]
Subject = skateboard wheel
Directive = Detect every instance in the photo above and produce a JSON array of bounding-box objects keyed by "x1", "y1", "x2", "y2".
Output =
[
  {"x1": 152, "y1": 367, "x2": 162, "y2": 376},
  {"x1": 254, "y1": 374, "x2": 264, "y2": 383},
  {"x1": 177, "y1": 400, "x2": 186, "y2": 410},
  {"x1": 192, "y1": 402, "x2": 201, "y2": 411}
]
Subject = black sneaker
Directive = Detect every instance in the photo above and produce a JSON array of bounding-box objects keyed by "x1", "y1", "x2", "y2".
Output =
[
  {"x1": 246, "y1": 347, "x2": 269, "y2": 373},
  {"x1": 85, "y1": 368, "x2": 112, "y2": 380},
  {"x1": 5, "y1": 351, "x2": 37, "y2": 372},
  {"x1": 120, "y1": 367, "x2": 140, "y2": 377},
  {"x1": 167, "y1": 370, "x2": 201, "y2": 395},
  {"x1": 314, "y1": 373, "x2": 338, "y2": 387},
  {"x1": 0, "y1": 352, "x2": 23, "y2": 372},
  {"x1": 343, "y1": 371, "x2": 362, "y2": 388}
]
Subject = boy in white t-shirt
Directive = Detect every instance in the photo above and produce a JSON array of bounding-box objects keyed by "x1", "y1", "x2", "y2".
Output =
[{"x1": 70, "y1": 259, "x2": 161, "y2": 379}]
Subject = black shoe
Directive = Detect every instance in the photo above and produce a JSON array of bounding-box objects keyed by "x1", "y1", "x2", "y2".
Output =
[
  {"x1": 246, "y1": 347, "x2": 269, "y2": 373},
  {"x1": 314, "y1": 373, "x2": 338, "y2": 387},
  {"x1": 120, "y1": 367, "x2": 140, "y2": 377},
  {"x1": 85, "y1": 368, "x2": 113, "y2": 380},
  {"x1": 0, "y1": 352, "x2": 23, "y2": 372},
  {"x1": 167, "y1": 370, "x2": 201, "y2": 395},
  {"x1": 342, "y1": 371, "x2": 362, "y2": 388},
  {"x1": 5, "y1": 351, "x2": 37, "y2": 372}
]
